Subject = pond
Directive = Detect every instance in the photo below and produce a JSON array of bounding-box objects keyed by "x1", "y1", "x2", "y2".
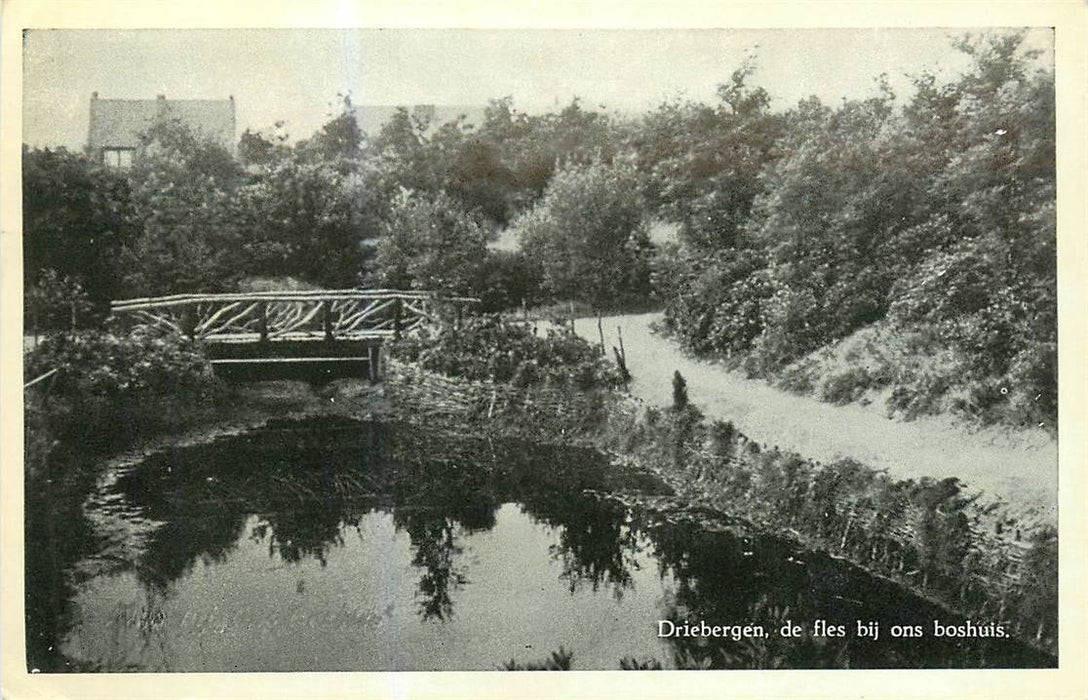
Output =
[{"x1": 26, "y1": 417, "x2": 1055, "y2": 671}]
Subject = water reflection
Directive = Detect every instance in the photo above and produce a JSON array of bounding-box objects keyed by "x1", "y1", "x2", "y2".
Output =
[
  {"x1": 532, "y1": 497, "x2": 639, "y2": 597},
  {"x1": 28, "y1": 417, "x2": 1056, "y2": 671},
  {"x1": 398, "y1": 512, "x2": 470, "y2": 621},
  {"x1": 95, "y1": 419, "x2": 640, "y2": 631}
]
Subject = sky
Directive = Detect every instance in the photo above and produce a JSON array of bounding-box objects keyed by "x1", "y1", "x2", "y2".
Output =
[{"x1": 22, "y1": 27, "x2": 1053, "y2": 150}]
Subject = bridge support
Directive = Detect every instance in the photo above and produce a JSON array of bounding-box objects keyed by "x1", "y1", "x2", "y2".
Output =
[
  {"x1": 207, "y1": 339, "x2": 383, "y2": 384},
  {"x1": 368, "y1": 345, "x2": 381, "y2": 383}
]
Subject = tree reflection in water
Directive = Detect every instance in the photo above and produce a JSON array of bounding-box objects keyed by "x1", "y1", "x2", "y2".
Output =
[
  {"x1": 629, "y1": 510, "x2": 1053, "y2": 669},
  {"x1": 523, "y1": 496, "x2": 639, "y2": 598},
  {"x1": 99, "y1": 418, "x2": 629, "y2": 624},
  {"x1": 399, "y1": 513, "x2": 468, "y2": 621}
]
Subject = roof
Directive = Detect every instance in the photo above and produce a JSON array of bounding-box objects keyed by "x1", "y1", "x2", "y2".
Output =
[{"x1": 87, "y1": 95, "x2": 236, "y2": 150}]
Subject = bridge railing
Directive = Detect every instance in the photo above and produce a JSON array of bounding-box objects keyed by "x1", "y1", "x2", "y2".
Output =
[{"x1": 109, "y1": 289, "x2": 479, "y2": 343}]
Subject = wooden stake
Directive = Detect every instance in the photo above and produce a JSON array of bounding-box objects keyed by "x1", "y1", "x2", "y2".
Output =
[{"x1": 596, "y1": 312, "x2": 605, "y2": 355}]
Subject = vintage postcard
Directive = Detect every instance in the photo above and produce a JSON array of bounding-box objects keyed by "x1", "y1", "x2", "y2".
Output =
[{"x1": 2, "y1": 1, "x2": 1086, "y2": 699}]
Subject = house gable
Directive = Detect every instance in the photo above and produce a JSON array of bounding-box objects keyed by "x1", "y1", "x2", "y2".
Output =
[{"x1": 87, "y1": 93, "x2": 236, "y2": 164}]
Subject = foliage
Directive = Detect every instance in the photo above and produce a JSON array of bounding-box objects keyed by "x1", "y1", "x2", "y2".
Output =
[
  {"x1": 121, "y1": 119, "x2": 247, "y2": 294},
  {"x1": 234, "y1": 149, "x2": 373, "y2": 287},
  {"x1": 22, "y1": 146, "x2": 135, "y2": 315},
  {"x1": 475, "y1": 250, "x2": 544, "y2": 312},
  {"x1": 392, "y1": 315, "x2": 623, "y2": 391},
  {"x1": 232, "y1": 98, "x2": 376, "y2": 288},
  {"x1": 658, "y1": 246, "x2": 772, "y2": 356},
  {"x1": 652, "y1": 31, "x2": 1055, "y2": 428},
  {"x1": 25, "y1": 269, "x2": 96, "y2": 333},
  {"x1": 372, "y1": 190, "x2": 489, "y2": 295},
  {"x1": 360, "y1": 97, "x2": 621, "y2": 226},
  {"x1": 21, "y1": 30, "x2": 1054, "y2": 430},
  {"x1": 24, "y1": 330, "x2": 219, "y2": 451},
  {"x1": 632, "y1": 62, "x2": 785, "y2": 251},
  {"x1": 513, "y1": 160, "x2": 654, "y2": 309},
  {"x1": 500, "y1": 647, "x2": 573, "y2": 671},
  {"x1": 300, "y1": 94, "x2": 365, "y2": 165}
]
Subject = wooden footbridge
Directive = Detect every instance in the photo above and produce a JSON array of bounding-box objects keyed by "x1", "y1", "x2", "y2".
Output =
[{"x1": 109, "y1": 289, "x2": 479, "y2": 382}]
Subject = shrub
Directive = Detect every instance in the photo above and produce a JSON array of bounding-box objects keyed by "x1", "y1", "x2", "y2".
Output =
[
  {"x1": 672, "y1": 370, "x2": 689, "y2": 410},
  {"x1": 392, "y1": 315, "x2": 623, "y2": 390},
  {"x1": 513, "y1": 160, "x2": 655, "y2": 310},
  {"x1": 24, "y1": 329, "x2": 219, "y2": 452},
  {"x1": 25, "y1": 269, "x2": 97, "y2": 333},
  {"x1": 820, "y1": 368, "x2": 873, "y2": 405},
  {"x1": 475, "y1": 250, "x2": 544, "y2": 313},
  {"x1": 372, "y1": 189, "x2": 489, "y2": 296}
]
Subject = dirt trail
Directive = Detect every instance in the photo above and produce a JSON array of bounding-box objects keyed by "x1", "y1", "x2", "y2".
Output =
[{"x1": 575, "y1": 313, "x2": 1057, "y2": 518}]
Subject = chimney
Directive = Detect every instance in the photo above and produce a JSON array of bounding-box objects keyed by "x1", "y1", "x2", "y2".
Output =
[{"x1": 91, "y1": 91, "x2": 98, "y2": 100}]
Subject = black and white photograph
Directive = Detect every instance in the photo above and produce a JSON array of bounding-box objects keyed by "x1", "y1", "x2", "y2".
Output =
[{"x1": 3, "y1": 2, "x2": 1086, "y2": 698}]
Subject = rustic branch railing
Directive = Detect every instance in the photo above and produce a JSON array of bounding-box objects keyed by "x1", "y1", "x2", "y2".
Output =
[{"x1": 110, "y1": 289, "x2": 480, "y2": 343}]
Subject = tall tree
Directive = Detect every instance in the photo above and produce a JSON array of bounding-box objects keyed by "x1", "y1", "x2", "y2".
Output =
[
  {"x1": 372, "y1": 190, "x2": 488, "y2": 295},
  {"x1": 514, "y1": 161, "x2": 653, "y2": 309},
  {"x1": 22, "y1": 146, "x2": 134, "y2": 315},
  {"x1": 633, "y1": 63, "x2": 785, "y2": 251},
  {"x1": 121, "y1": 119, "x2": 246, "y2": 295}
]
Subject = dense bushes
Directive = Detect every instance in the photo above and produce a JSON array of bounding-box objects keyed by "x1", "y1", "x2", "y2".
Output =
[
  {"x1": 24, "y1": 330, "x2": 220, "y2": 455},
  {"x1": 22, "y1": 146, "x2": 135, "y2": 315},
  {"x1": 651, "y1": 32, "x2": 1056, "y2": 429},
  {"x1": 475, "y1": 250, "x2": 544, "y2": 313},
  {"x1": 513, "y1": 160, "x2": 655, "y2": 310},
  {"x1": 371, "y1": 190, "x2": 489, "y2": 295},
  {"x1": 24, "y1": 270, "x2": 96, "y2": 333},
  {"x1": 23, "y1": 96, "x2": 631, "y2": 315},
  {"x1": 392, "y1": 315, "x2": 622, "y2": 390}
]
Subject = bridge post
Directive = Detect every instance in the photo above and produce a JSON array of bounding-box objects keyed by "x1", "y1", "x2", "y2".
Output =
[
  {"x1": 368, "y1": 345, "x2": 381, "y2": 383},
  {"x1": 393, "y1": 298, "x2": 403, "y2": 341},
  {"x1": 181, "y1": 306, "x2": 198, "y2": 341},
  {"x1": 258, "y1": 302, "x2": 269, "y2": 343},
  {"x1": 322, "y1": 300, "x2": 333, "y2": 342}
]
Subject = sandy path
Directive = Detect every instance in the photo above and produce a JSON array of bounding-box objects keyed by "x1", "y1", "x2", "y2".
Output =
[{"x1": 575, "y1": 313, "x2": 1057, "y2": 517}]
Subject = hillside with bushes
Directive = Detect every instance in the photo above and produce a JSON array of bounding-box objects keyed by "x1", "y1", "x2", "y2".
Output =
[{"x1": 647, "y1": 33, "x2": 1054, "y2": 430}]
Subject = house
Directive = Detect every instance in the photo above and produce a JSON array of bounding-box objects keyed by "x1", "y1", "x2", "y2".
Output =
[{"x1": 87, "y1": 93, "x2": 236, "y2": 167}]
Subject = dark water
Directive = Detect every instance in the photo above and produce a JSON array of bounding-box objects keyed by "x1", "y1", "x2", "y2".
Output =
[{"x1": 27, "y1": 417, "x2": 1055, "y2": 671}]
